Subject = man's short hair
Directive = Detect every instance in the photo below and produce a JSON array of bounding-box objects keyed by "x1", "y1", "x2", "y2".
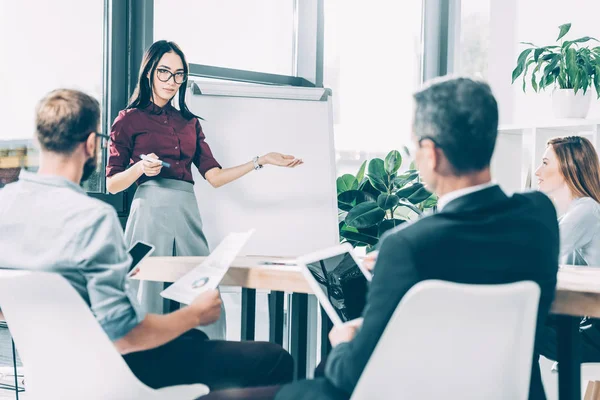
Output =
[
  {"x1": 413, "y1": 77, "x2": 498, "y2": 174},
  {"x1": 35, "y1": 89, "x2": 101, "y2": 154}
]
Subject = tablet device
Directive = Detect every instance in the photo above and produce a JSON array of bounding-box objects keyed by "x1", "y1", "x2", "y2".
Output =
[
  {"x1": 298, "y1": 243, "x2": 372, "y2": 326},
  {"x1": 127, "y1": 241, "x2": 155, "y2": 277}
]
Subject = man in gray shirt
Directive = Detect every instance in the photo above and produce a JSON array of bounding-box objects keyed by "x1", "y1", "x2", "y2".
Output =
[{"x1": 0, "y1": 89, "x2": 292, "y2": 395}]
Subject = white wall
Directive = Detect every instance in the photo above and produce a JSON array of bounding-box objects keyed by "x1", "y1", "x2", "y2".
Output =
[{"x1": 488, "y1": 0, "x2": 600, "y2": 124}]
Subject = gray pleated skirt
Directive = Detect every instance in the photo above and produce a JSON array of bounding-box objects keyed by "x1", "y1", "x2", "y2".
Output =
[{"x1": 125, "y1": 178, "x2": 226, "y2": 339}]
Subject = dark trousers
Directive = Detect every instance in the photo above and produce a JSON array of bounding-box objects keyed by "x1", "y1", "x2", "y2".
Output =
[
  {"x1": 539, "y1": 316, "x2": 600, "y2": 362},
  {"x1": 274, "y1": 358, "x2": 348, "y2": 400},
  {"x1": 200, "y1": 357, "x2": 345, "y2": 400},
  {"x1": 123, "y1": 330, "x2": 293, "y2": 393}
]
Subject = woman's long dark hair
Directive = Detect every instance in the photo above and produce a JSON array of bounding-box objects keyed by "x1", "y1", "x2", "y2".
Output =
[
  {"x1": 548, "y1": 136, "x2": 600, "y2": 203},
  {"x1": 127, "y1": 40, "x2": 198, "y2": 120}
]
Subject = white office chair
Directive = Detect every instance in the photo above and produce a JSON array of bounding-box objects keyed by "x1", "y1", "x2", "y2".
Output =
[
  {"x1": 0, "y1": 270, "x2": 209, "y2": 400},
  {"x1": 350, "y1": 280, "x2": 541, "y2": 400}
]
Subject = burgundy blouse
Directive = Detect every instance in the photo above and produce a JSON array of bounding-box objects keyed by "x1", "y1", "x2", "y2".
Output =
[{"x1": 106, "y1": 103, "x2": 221, "y2": 185}]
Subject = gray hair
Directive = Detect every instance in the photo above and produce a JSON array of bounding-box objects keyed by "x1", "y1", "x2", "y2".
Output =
[{"x1": 413, "y1": 77, "x2": 498, "y2": 174}]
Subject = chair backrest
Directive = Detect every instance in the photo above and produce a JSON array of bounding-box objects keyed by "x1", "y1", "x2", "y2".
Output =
[
  {"x1": 0, "y1": 270, "x2": 159, "y2": 400},
  {"x1": 350, "y1": 280, "x2": 541, "y2": 400}
]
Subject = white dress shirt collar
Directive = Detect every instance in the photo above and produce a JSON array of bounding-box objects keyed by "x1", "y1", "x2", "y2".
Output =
[{"x1": 437, "y1": 181, "x2": 497, "y2": 211}]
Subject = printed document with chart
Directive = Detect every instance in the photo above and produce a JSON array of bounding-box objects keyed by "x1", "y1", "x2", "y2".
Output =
[{"x1": 160, "y1": 229, "x2": 255, "y2": 304}]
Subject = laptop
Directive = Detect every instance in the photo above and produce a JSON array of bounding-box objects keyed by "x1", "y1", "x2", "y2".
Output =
[{"x1": 298, "y1": 243, "x2": 372, "y2": 326}]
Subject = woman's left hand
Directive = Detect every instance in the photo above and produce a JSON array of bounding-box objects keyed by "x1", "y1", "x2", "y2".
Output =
[{"x1": 259, "y1": 153, "x2": 304, "y2": 168}]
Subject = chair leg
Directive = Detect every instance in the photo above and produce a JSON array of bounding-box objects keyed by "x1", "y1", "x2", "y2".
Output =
[
  {"x1": 584, "y1": 381, "x2": 600, "y2": 400},
  {"x1": 12, "y1": 338, "x2": 18, "y2": 400}
]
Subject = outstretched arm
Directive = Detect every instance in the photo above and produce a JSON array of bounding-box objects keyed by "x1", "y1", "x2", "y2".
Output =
[{"x1": 204, "y1": 153, "x2": 303, "y2": 188}]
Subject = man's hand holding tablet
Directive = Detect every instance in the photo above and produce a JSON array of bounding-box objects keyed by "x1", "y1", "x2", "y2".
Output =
[
  {"x1": 298, "y1": 243, "x2": 371, "y2": 326},
  {"x1": 329, "y1": 318, "x2": 364, "y2": 347}
]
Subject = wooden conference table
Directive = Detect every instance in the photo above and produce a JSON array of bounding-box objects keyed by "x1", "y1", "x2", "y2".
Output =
[{"x1": 134, "y1": 257, "x2": 600, "y2": 400}]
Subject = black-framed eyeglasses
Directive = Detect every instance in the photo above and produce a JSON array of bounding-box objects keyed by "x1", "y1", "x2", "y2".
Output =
[
  {"x1": 95, "y1": 132, "x2": 111, "y2": 141},
  {"x1": 156, "y1": 68, "x2": 188, "y2": 84}
]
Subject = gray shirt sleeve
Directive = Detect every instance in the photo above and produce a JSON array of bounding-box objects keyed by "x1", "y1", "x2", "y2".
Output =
[
  {"x1": 559, "y1": 198, "x2": 599, "y2": 259},
  {"x1": 72, "y1": 207, "x2": 146, "y2": 341}
]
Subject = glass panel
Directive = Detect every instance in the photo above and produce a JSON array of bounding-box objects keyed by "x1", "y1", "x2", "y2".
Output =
[
  {"x1": 323, "y1": 1, "x2": 424, "y2": 176},
  {"x1": 458, "y1": 0, "x2": 490, "y2": 79},
  {"x1": 154, "y1": 0, "x2": 295, "y2": 76},
  {"x1": 0, "y1": 0, "x2": 104, "y2": 191}
]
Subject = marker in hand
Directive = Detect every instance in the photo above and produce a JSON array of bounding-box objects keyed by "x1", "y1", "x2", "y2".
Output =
[{"x1": 140, "y1": 154, "x2": 171, "y2": 168}]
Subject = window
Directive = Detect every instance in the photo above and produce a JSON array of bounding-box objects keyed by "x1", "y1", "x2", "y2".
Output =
[
  {"x1": 323, "y1": 1, "x2": 424, "y2": 176},
  {"x1": 0, "y1": 0, "x2": 104, "y2": 191},
  {"x1": 154, "y1": 0, "x2": 296, "y2": 76},
  {"x1": 457, "y1": 0, "x2": 490, "y2": 79}
]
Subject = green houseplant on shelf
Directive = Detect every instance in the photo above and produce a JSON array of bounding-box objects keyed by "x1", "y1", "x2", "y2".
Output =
[
  {"x1": 337, "y1": 150, "x2": 437, "y2": 250},
  {"x1": 511, "y1": 23, "x2": 600, "y2": 119}
]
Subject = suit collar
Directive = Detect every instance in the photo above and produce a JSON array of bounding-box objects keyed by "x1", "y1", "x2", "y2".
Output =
[
  {"x1": 441, "y1": 184, "x2": 508, "y2": 214},
  {"x1": 437, "y1": 181, "x2": 496, "y2": 211}
]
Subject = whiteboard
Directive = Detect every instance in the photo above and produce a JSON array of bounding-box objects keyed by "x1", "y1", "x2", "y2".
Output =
[{"x1": 187, "y1": 81, "x2": 339, "y2": 257}]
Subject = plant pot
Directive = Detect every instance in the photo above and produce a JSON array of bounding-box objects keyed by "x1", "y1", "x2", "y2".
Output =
[{"x1": 552, "y1": 88, "x2": 592, "y2": 119}]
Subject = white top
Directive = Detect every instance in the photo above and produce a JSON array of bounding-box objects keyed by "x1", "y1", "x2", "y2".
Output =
[
  {"x1": 437, "y1": 181, "x2": 497, "y2": 211},
  {"x1": 559, "y1": 196, "x2": 600, "y2": 266}
]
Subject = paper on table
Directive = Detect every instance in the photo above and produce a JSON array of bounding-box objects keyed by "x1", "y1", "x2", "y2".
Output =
[{"x1": 160, "y1": 229, "x2": 255, "y2": 305}]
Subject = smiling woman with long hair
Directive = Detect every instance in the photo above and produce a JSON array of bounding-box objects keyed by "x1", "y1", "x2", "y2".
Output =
[
  {"x1": 104, "y1": 40, "x2": 297, "y2": 393},
  {"x1": 535, "y1": 135, "x2": 600, "y2": 265},
  {"x1": 535, "y1": 135, "x2": 600, "y2": 367}
]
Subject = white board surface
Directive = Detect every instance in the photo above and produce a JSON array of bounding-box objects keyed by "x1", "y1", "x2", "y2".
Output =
[{"x1": 187, "y1": 82, "x2": 338, "y2": 257}]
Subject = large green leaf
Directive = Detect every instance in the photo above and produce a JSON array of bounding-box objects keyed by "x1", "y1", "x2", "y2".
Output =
[
  {"x1": 337, "y1": 174, "x2": 358, "y2": 194},
  {"x1": 408, "y1": 186, "x2": 433, "y2": 204},
  {"x1": 345, "y1": 201, "x2": 386, "y2": 229},
  {"x1": 396, "y1": 199, "x2": 423, "y2": 215},
  {"x1": 522, "y1": 59, "x2": 536, "y2": 92},
  {"x1": 359, "y1": 179, "x2": 382, "y2": 200},
  {"x1": 566, "y1": 47, "x2": 578, "y2": 87},
  {"x1": 557, "y1": 62, "x2": 568, "y2": 89},
  {"x1": 368, "y1": 158, "x2": 385, "y2": 177},
  {"x1": 533, "y1": 48, "x2": 544, "y2": 63},
  {"x1": 557, "y1": 23, "x2": 572, "y2": 41},
  {"x1": 338, "y1": 201, "x2": 354, "y2": 212},
  {"x1": 574, "y1": 70, "x2": 582, "y2": 94},
  {"x1": 368, "y1": 175, "x2": 388, "y2": 193},
  {"x1": 338, "y1": 190, "x2": 362, "y2": 204},
  {"x1": 562, "y1": 36, "x2": 599, "y2": 49},
  {"x1": 377, "y1": 193, "x2": 400, "y2": 210},
  {"x1": 366, "y1": 158, "x2": 388, "y2": 192},
  {"x1": 340, "y1": 229, "x2": 379, "y2": 246},
  {"x1": 357, "y1": 226, "x2": 379, "y2": 243},
  {"x1": 393, "y1": 172, "x2": 419, "y2": 190},
  {"x1": 396, "y1": 182, "x2": 424, "y2": 199},
  {"x1": 384, "y1": 150, "x2": 402, "y2": 175},
  {"x1": 339, "y1": 222, "x2": 357, "y2": 233},
  {"x1": 581, "y1": 73, "x2": 590, "y2": 94},
  {"x1": 512, "y1": 48, "x2": 533, "y2": 83},
  {"x1": 531, "y1": 61, "x2": 543, "y2": 92},
  {"x1": 421, "y1": 194, "x2": 438, "y2": 209},
  {"x1": 378, "y1": 219, "x2": 406, "y2": 237},
  {"x1": 355, "y1": 160, "x2": 367, "y2": 184},
  {"x1": 542, "y1": 55, "x2": 560, "y2": 79}
]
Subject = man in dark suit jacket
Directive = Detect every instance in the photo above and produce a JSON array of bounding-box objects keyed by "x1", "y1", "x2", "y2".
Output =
[{"x1": 275, "y1": 77, "x2": 559, "y2": 400}]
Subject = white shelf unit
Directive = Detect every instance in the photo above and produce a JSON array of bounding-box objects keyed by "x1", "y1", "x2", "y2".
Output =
[{"x1": 492, "y1": 119, "x2": 600, "y2": 194}]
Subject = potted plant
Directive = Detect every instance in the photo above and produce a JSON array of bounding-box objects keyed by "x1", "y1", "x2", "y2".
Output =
[
  {"x1": 337, "y1": 150, "x2": 437, "y2": 251},
  {"x1": 511, "y1": 23, "x2": 600, "y2": 118}
]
